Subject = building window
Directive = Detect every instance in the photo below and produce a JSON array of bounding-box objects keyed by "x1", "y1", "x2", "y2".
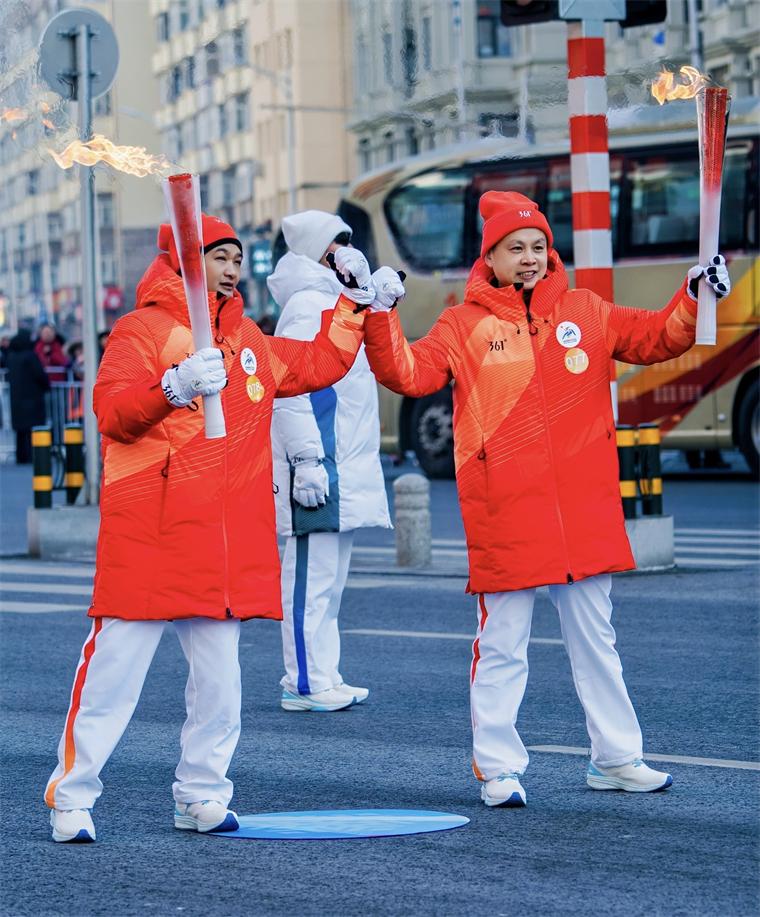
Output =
[
  {"x1": 178, "y1": 0, "x2": 190, "y2": 30},
  {"x1": 478, "y1": 111, "x2": 519, "y2": 138},
  {"x1": 405, "y1": 127, "x2": 419, "y2": 156},
  {"x1": 199, "y1": 174, "x2": 209, "y2": 209},
  {"x1": 206, "y1": 42, "x2": 220, "y2": 79},
  {"x1": 223, "y1": 167, "x2": 236, "y2": 206},
  {"x1": 477, "y1": 1, "x2": 512, "y2": 58},
  {"x1": 422, "y1": 16, "x2": 432, "y2": 70},
  {"x1": 383, "y1": 32, "x2": 393, "y2": 83},
  {"x1": 156, "y1": 12, "x2": 169, "y2": 42},
  {"x1": 218, "y1": 102, "x2": 228, "y2": 138},
  {"x1": 27, "y1": 170, "x2": 40, "y2": 196},
  {"x1": 185, "y1": 57, "x2": 196, "y2": 90},
  {"x1": 384, "y1": 130, "x2": 395, "y2": 163},
  {"x1": 359, "y1": 137, "x2": 372, "y2": 172},
  {"x1": 97, "y1": 194, "x2": 115, "y2": 228},
  {"x1": 233, "y1": 27, "x2": 247, "y2": 66},
  {"x1": 402, "y1": 26, "x2": 417, "y2": 95},
  {"x1": 170, "y1": 65, "x2": 183, "y2": 101},
  {"x1": 94, "y1": 92, "x2": 111, "y2": 116},
  {"x1": 235, "y1": 94, "x2": 249, "y2": 133}
]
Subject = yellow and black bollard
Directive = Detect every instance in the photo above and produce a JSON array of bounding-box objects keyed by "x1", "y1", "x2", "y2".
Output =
[
  {"x1": 616, "y1": 425, "x2": 637, "y2": 520},
  {"x1": 64, "y1": 424, "x2": 85, "y2": 505},
  {"x1": 32, "y1": 426, "x2": 53, "y2": 509},
  {"x1": 638, "y1": 423, "x2": 663, "y2": 516}
]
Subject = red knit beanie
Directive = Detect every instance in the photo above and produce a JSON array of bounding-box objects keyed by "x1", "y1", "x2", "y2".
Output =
[
  {"x1": 479, "y1": 191, "x2": 553, "y2": 257},
  {"x1": 157, "y1": 213, "x2": 242, "y2": 272}
]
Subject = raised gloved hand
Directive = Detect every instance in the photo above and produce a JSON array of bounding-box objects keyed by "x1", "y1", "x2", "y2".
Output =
[
  {"x1": 329, "y1": 246, "x2": 375, "y2": 306},
  {"x1": 370, "y1": 267, "x2": 406, "y2": 313},
  {"x1": 687, "y1": 255, "x2": 731, "y2": 301},
  {"x1": 292, "y1": 451, "x2": 329, "y2": 508},
  {"x1": 162, "y1": 347, "x2": 227, "y2": 408}
]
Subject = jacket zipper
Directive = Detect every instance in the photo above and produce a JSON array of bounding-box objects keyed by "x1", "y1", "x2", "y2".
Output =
[{"x1": 527, "y1": 307, "x2": 574, "y2": 584}]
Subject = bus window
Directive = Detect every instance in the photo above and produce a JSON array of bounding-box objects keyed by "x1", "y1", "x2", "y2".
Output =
[
  {"x1": 720, "y1": 141, "x2": 753, "y2": 251},
  {"x1": 337, "y1": 199, "x2": 377, "y2": 268},
  {"x1": 626, "y1": 152, "x2": 700, "y2": 254},
  {"x1": 385, "y1": 169, "x2": 470, "y2": 270},
  {"x1": 469, "y1": 166, "x2": 545, "y2": 259}
]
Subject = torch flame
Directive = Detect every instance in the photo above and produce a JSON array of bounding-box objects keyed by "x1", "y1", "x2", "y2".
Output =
[
  {"x1": 42, "y1": 118, "x2": 55, "y2": 131},
  {"x1": 1, "y1": 107, "x2": 27, "y2": 123},
  {"x1": 651, "y1": 66, "x2": 709, "y2": 105},
  {"x1": 48, "y1": 134, "x2": 172, "y2": 178}
]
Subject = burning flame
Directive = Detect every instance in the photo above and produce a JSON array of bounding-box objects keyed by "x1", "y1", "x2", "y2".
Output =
[
  {"x1": 1, "y1": 107, "x2": 27, "y2": 123},
  {"x1": 42, "y1": 118, "x2": 55, "y2": 131},
  {"x1": 651, "y1": 66, "x2": 709, "y2": 105},
  {"x1": 48, "y1": 134, "x2": 172, "y2": 178}
]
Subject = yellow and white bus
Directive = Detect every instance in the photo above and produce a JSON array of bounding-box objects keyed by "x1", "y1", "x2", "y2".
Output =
[{"x1": 333, "y1": 98, "x2": 759, "y2": 477}]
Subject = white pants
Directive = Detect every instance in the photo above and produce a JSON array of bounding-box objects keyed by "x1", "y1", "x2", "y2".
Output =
[
  {"x1": 470, "y1": 575, "x2": 643, "y2": 780},
  {"x1": 45, "y1": 616, "x2": 241, "y2": 811},
  {"x1": 280, "y1": 531, "x2": 354, "y2": 695}
]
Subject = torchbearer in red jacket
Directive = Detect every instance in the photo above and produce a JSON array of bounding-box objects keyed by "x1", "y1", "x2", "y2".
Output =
[
  {"x1": 44, "y1": 216, "x2": 375, "y2": 843},
  {"x1": 364, "y1": 191, "x2": 731, "y2": 808}
]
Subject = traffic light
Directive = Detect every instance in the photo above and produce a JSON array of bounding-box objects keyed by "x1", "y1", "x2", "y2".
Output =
[
  {"x1": 620, "y1": 0, "x2": 667, "y2": 28},
  {"x1": 500, "y1": 1, "x2": 559, "y2": 27}
]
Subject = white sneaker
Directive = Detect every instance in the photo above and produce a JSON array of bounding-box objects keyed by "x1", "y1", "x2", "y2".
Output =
[
  {"x1": 281, "y1": 687, "x2": 356, "y2": 712},
  {"x1": 174, "y1": 800, "x2": 239, "y2": 833},
  {"x1": 336, "y1": 683, "x2": 369, "y2": 704},
  {"x1": 50, "y1": 808, "x2": 96, "y2": 843},
  {"x1": 481, "y1": 773, "x2": 527, "y2": 808},
  {"x1": 587, "y1": 759, "x2": 673, "y2": 793}
]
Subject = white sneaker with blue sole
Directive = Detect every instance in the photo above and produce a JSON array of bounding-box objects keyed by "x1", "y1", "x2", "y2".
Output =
[
  {"x1": 336, "y1": 683, "x2": 369, "y2": 704},
  {"x1": 50, "y1": 808, "x2": 96, "y2": 843},
  {"x1": 281, "y1": 686, "x2": 356, "y2": 712},
  {"x1": 587, "y1": 758, "x2": 673, "y2": 792},
  {"x1": 481, "y1": 773, "x2": 527, "y2": 808},
  {"x1": 174, "y1": 800, "x2": 239, "y2": 833}
]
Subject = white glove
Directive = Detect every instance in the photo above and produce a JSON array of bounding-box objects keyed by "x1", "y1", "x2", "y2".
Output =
[
  {"x1": 292, "y1": 453, "x2": 329, "y2": 508},
  {"x1": 162, "y1": 347, "x2": 227, "y2": 408},
  {"x1": 332, "y1": 246, "x2": 375, "y2": 306},
  {"x1": 687, "y1": 255, "x2": 730, "y2": 301},
  {"x1": 370, "y1": 267, "x2": 406, "y2": 313}
]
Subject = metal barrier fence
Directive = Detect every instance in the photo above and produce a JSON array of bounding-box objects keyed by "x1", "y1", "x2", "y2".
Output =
[{"x1": 0, "y1": 367, "x2": 84, "y2": 469}]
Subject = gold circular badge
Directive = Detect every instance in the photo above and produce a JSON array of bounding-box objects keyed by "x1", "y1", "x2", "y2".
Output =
[
  {"x1": 564, "y1": 347, "x2": 589, "y2": 375},
  {"x1": 246, "y1": 374, "x2": 265, "y2": 403}
]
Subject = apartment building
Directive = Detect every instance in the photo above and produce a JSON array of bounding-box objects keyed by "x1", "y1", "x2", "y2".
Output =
[
  {"x1": 348, "y1": 0, "x2": 759, "y2": 172},
  {"x1": 0, "y1": 0, "x2": 164, "y2": 339},
  {"x1": 150, "y1": 0, "x2": 353, "y2": 312}
]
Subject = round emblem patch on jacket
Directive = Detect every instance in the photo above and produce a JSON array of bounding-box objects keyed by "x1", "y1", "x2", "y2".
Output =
[
  {"x1": 556, "y1": 321, "x2": 581, "y2": 348},
  {"x1": 564, "y1": 347, "x2": 589, "y2": 374},
  {"x1": 240, "y1": 347, "x2": 257, "y2": 375},
  {"x1": 246, "y1": 375, "x2": 265, "y2": 402}
]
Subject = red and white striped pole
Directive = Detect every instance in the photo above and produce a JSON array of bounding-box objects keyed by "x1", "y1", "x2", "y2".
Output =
[{"x1": 566, "y1": 19, "x2": 618, "y2": 414}]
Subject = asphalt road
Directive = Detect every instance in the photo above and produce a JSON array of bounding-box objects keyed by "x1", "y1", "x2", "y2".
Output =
[{"x1": 1, "y1": 456, "x2": 758, "y2": 916}]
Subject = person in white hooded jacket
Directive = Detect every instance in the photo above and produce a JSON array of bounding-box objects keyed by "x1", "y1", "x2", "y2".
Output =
[{"x1": 268, "y1": 210, "x2": 391, "y2": 712}]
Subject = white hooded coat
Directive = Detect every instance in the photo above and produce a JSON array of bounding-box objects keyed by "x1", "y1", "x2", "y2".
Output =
[{"x1": 268, "y1": 251, "x2": 391, "y2": 536}]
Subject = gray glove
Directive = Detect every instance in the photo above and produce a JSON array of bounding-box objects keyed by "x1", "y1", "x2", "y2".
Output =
[
  {"x1": 291, "y1": 451, "x2": 329, "y2": 508},
  {"x1": 162, "y1": 347, "x2": 226, "y2": 408}
]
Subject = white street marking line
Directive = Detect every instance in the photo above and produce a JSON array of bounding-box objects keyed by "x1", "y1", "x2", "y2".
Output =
[
  {"x1": 0, "y1": 581, "x2": 92, "y2": 596},
  {"x1": 527, "y1": 744, "x2": 760, "y2": 771},
  {"x1": 0, "y1": 601, "x2": 85, "y2": 614},
  {"x1": 674, "y1": 546, "x2": 759, "y2": 556},
  {"x1": 675, "y1": 557, "x2": 758, "y2": 567},
  {"x1": 674, "y1": 535, "x2": 760, "y2": 545},
  {"x1": 0, "y1": 561, "x2": 94, "y2": 578},
  {"x1": 353, "y1": 546, "x2": 467, "y2": 558},
  {"x1": 674, "y1": 528, "x2": 759, "y2": 537},
  {"x1": 342, "y1": 628, "x2": 563, "y2": 645}
]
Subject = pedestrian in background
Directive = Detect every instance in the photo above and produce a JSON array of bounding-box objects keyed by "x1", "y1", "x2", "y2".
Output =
[
  {"x1": 269, "y1": 211, "x2": 390, "y2": 712},
  {"x1": 34, "y1": 323, "x2": 68, "y2": 383},
  {"x1": 6, "y1": 328, "x2": 49, "y2": 464},
  {"x1": 363, "y1": 190, "x2": 731, "y2": 808}
]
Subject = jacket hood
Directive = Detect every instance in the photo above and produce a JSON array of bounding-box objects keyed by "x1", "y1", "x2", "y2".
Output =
[
  {"x1": 266, "y1": 251, "x2": 344, "y2": 308},
  {"x1": 463, "y1": 250, "x2": 568, "y2": 321},
  {"x1": 134, "y1": 253, "x2": 243, "y2": 332}
]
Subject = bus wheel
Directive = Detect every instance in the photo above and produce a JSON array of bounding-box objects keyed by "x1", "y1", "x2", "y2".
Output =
[
  {"x1": 409, "y1": 389, "x2": 455, "y2": 479},
  {"x1": 737, "y1": 378, "x2": 759, "y2": 476}
]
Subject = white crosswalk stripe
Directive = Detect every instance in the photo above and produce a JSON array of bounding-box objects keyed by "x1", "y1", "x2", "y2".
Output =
[{"x1": 673, "y1": 527, "x2": 759, "y2": 568}]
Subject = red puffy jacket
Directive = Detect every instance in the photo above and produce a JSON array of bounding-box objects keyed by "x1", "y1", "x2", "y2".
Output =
[
  {"x1": 90, "y1": 255, "x2": 365, "y2": 621},
  {"x1": 365, "y1": 254, "x2": 697, "y2": 594}
]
